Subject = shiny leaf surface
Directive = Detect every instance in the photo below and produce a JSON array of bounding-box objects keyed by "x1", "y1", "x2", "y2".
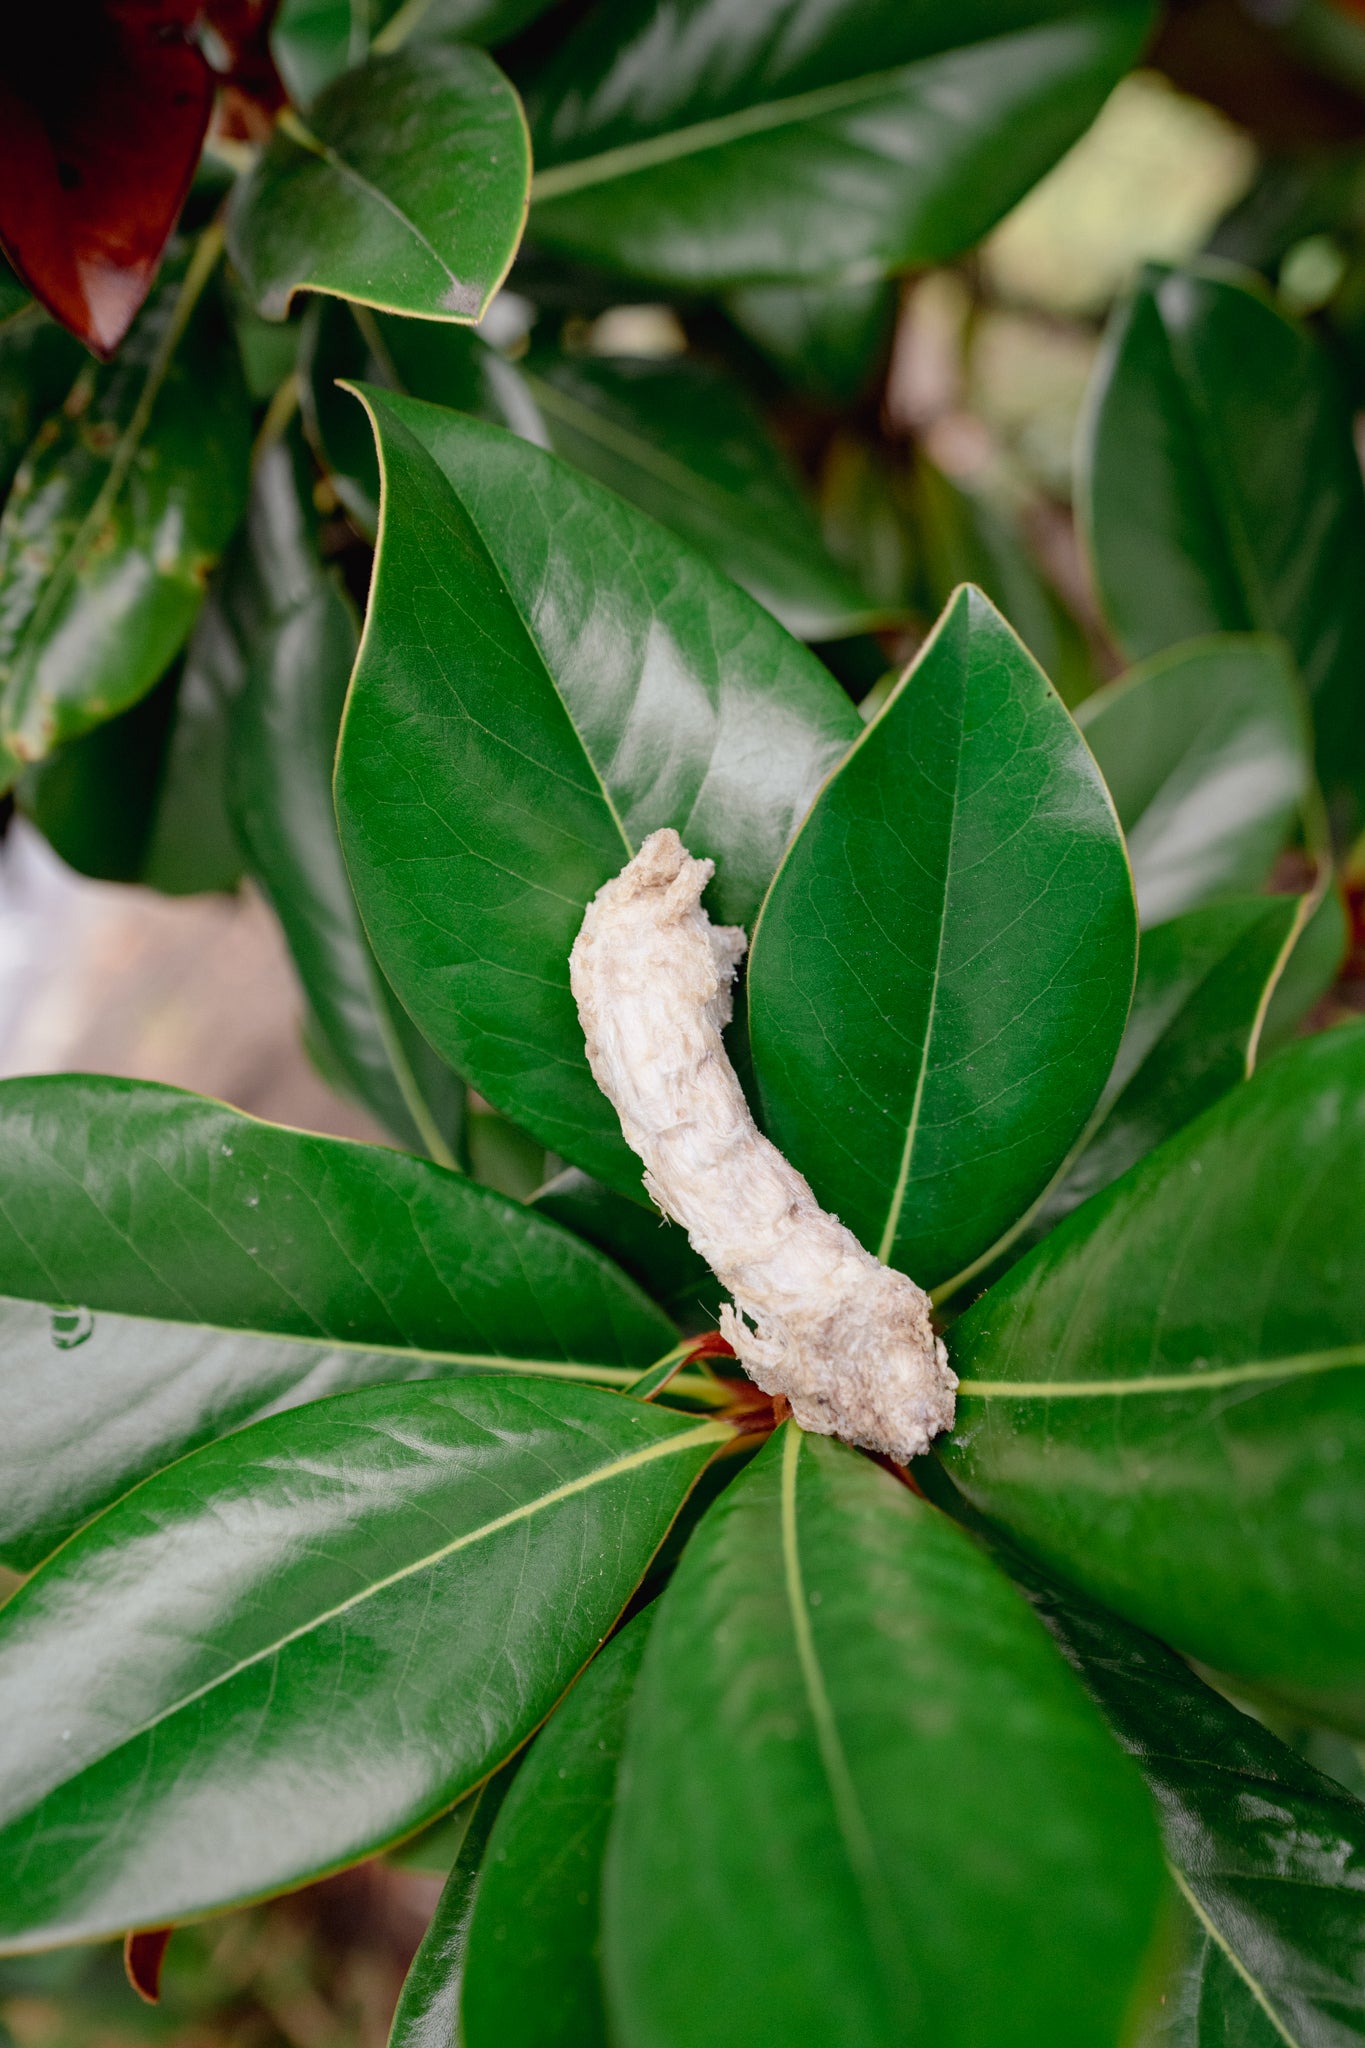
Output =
[
  {"x1": 0, "y1": 1073, "x2": 675, "y2": 1567},
  {"x1": 388, "y1": 1765, "x2": 518, "y2": 2048},
  {"x1": 1021, "y1": 1561, "x2": 1365, "y2": 2048},
  {"x1": 940, "y1": 1022, "x2": 1365, "y2": 1733},
  {"x1": 228, "y1": 40, "x2": 530, "y2": 323},
  {"x1": 1081, "y1": 263, "x2": 1365, "y2": 834},
  {"x1": 0, "y1": 1379, "x2": 728, "y2": 1949},
  {"x1": 299, "y1": 298, "x2": 541, "y2": 536},
  {"x1": 0, "y1": 4, "x2": 213, "y2": 354},
  {"x1": 521, "y1": 352, "x2": 883, "y2": 639},
  {"x1": 527, "y1": 4, "x2": 1153, "y2": 289},
  {"x1": 305, "y1": 304, "x2": 874, "y2": 637},
  {"x1": 0, "y1": 242, "x2": 251, "y2": 788},
  {"x1": 747, "y1": 584, "x2": 1136, "y2": 1289},
  {"x1": 460, "y1": 1614, "x2": 652, "y2": 2048},
  {"x1": 985, "y1": 895, "x2": 1301, "y2": 1266},
  {"x1": 604, "y1": 1424, "x2": 1165, "y2": 2048},
  {"x1": 1076, "y1": 636, "x2": 1311, "y2": 927},
  {"x1": 334, "y1": 391, "x2": 859, "y2": 1192},
  {"x1": 227, "y1": 433, "x2": 462, "y2": 1161}
]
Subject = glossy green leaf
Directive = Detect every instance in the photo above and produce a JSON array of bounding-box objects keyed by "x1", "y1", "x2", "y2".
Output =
[
  {"x1": 940, "y1": 1021, "x2": 1365, "y2": 1734},
  {"x1": 747, "y1": 584, "x2": 1136, "y2": 1290},
  {"x1": 334, "y1": 391, "x2": 860, "y2": 1192},
  {"x1": 1077, "y1": 636, "x2": 1311, "y2": 927},
  {"x1": 1081, "y1": 262, "x2": 1365, "y2": 834},
  {"x1": 0, "y1": 240, "x2": 251, "y2": 788},
  {"x1": 724, "y1": 277, "x2": 898, "y2": 403},
  {"x1": 299, "y1": 298, "x2": 542, "y2": 536},
  {"x1": 272, "y1": 0, "x2": 557, "y2": 107},
  {"x1": 975, "y1": 894, "x2": 1302, "y2": 1272},
  {"x1": 459, "y1": 1613, "x2": 652, "y2": 2048},
  {"x1": 532, "y1": 1168, "x2": 722, "y2": 1329},
  {"x1": 305, "y1": 300, "x2": 876, "y2": 637},
  {"x1": 1019, "y1": 1560, "x2": 1365, "y2": 2048},
  {"x1": 227, "y1": 40, "x2": 530, "y2": 324},
  {"x1": 604, "y1": 1424, "x2": 1164, "y2": 2048},
  {"x1": 0, "y1": 306, "x2": 82, "y2": 502},
  {"x1": 520, "y1": 352, "x2": 883, "y2": 640},
  {"x1": 0, "y1": 1378, "x2": 729, "y2": 1950},
  {"x1": 0, "y1": 1073, "x2": 675, "y2": 1567},
  {"x1": 526, "y1": 4, "x2": 1153, "y2": 289},
  {"x1": 388, "y1": 1764, "x2": 518, "y2": 2048},
  {"x1": 907, "y1": 457, "x2": 1095, "y2": 707},
  {"x1": 226, "y1": 433, "x2": 462, "y2": 1161}
]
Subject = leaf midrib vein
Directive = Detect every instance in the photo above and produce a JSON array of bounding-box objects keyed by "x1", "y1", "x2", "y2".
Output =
[
  {"x1": 1167, "y1": 1862, "x2": 1304, "y2": 2048},
  {"x1": 531, "y1": 55, "x2": 945, "y2": 201},
  {"x1": 40, "y1": 1420, "x2": 727, "y2": 1782},
  {"x1": 957, "y1": 1344, "x2": 1365, "y2": 1400}
]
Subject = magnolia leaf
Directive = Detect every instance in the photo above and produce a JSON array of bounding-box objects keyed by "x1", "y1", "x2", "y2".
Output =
[
  {"x1": 333, "y1": 392, "x2": 859, "y2": 1193},
  {"x1": 0, "y1": 1380, "x2": 728, "y2": 1949},
  {"x1": 228, "y1": 39, "x2": 530, "y2": 323},
  {"x1": 748, "y1": 584, "x2": 1136, "y2": 1289},
  {"x1": 941, "y1": 1021, "x2": 1365, "y2": 1734},
  {"x1": 0, "y1": 1074, "x2": 675, "y2": 1567},
  {"x1": 1081, "y1": 262, "x2": 1365, "y2": 835},
  {"x1": 527, "y1": 3, "x2": 1153, "y2": 289},
  {"x1": 604, "y1": 1425, "x2": 1165, "y2": 2048}
]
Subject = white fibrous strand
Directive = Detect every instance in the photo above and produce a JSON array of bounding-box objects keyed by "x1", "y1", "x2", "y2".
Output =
[{"x1": 569, "y1": 828, "x2": 956, "y2": 1464}]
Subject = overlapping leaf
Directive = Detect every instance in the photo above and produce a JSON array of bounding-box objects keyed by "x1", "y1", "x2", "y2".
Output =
[
  {"x1": 0, "y1": 241, "x2": 251, "y2": 789},
  {"x1": 225, "y1": 432, "x2": 463, "y2": 1160},
  {"x1": 0, "y1": 1074, "x2": 675, "y2": 1566},
  {"x1": 228, "y1": 39, "x2": 530, "y2": 323},
  {"x1": 969, "y1": 894, "x2": 1301, "y2": 1274},
  {"x1": 271, "y1": 0, "x2": 557, "y2": 107},
  {"x1": 388, "y1": 1764, "x2": 519, "y2": 2048},
  {"x1": 0, "y1": 1379, "x2": 728, "y2": 1949},
  {"x1": 303, "y1": 303, "x2": 875, "y2": 636},
  {"x1": 526, "y1": 2, "x2": 1153, "y2": 288},
  {"x1": 1076, "y1": 636, "x2": 1311, "y2": 926},
  {"x1": 533, "y1": 1169, "x2": 722, "y2": 1330},
  {"x1": 1018, "y1": 1560, "x2": 1365, "y2": 2048},
  {"x1": 604, "y1": 1425, "x2": 1165, "y2": 2048},
  {"x1": 1081, "y1": 262, "x2": 1365, "y2": 834},
  {"x1": 941, "y1": 1021, "x2": 1365, "y2": 1734},
  {"x1": 457, "y1": 1613, "x2": 652, "y2": 2048},
  {"x1": 520, "y1": 352, "x2": 882, "y2": 639},
  {"x1": 16, "y1": 653, "x2": 242, "y2": 894},
  {"x1": 334, "y1": 393, "x2": 859, "y2": 1192},
  {"x1": 747, "y1": 584, "x2": 1136, "y2": 1289}
]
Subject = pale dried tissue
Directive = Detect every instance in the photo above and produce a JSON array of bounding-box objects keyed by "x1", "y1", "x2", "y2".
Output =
[{"x1": 570, "y1": 830, "x2": 957, "y2": 1463}]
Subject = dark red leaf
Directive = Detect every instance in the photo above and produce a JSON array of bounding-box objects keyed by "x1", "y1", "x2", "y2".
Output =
[
  {"x1": 0, "y1": 2, "x2": 214, "y2": 355},
  {"x1": 124, "y1": 1926, "x2": 173, "y2": 2003}
]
